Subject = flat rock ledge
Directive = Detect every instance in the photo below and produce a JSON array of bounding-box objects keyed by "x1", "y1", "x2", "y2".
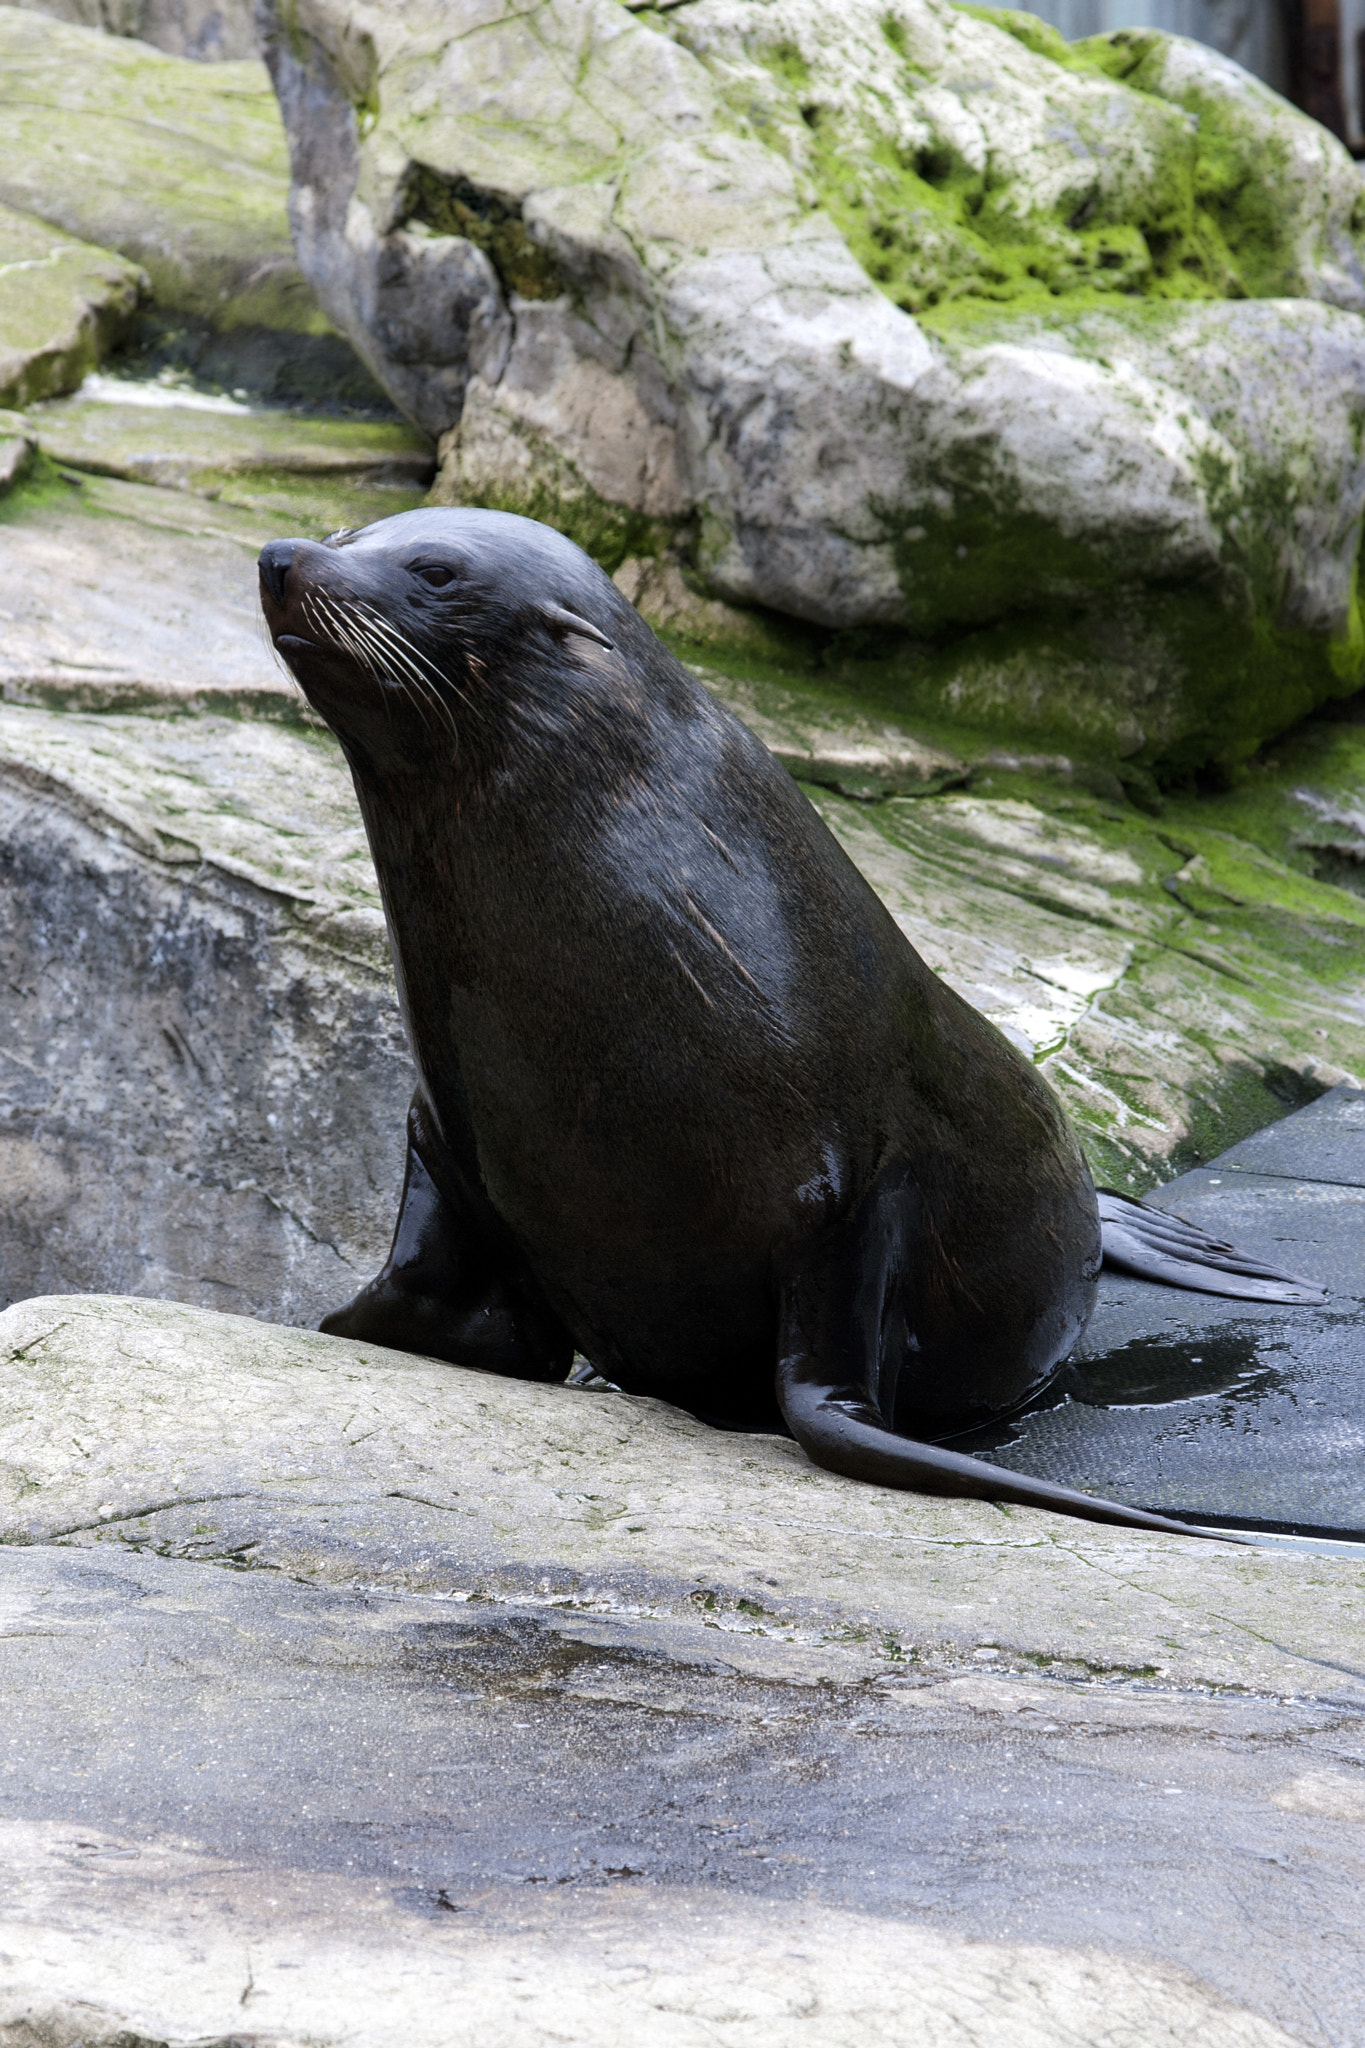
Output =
[
  {"x1": 4, "y1": 1292, "x2": 1362, "y2": 1697},
  {"x1": 1, "y1": 1293, "x2": 1363, "y2": 2048}
]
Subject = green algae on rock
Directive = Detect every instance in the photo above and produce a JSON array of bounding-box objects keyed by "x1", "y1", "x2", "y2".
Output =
[
  {"x1": 671, "y1": 0, "x2": 1360, "y2": 322},
  {"x1": 0, "y1": 9, "x2": 319, "y2": 336},
  {"x1": 259, "y1": 0, "x2": 1365, "y2": 775},
  {"x1": 0, "y1": 203, "x2": 144, "y2": 410}
]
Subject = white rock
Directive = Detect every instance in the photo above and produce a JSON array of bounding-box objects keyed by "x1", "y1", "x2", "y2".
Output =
[{"x1": 258, "y1": 0, "x2": 1365, "y2": 764}]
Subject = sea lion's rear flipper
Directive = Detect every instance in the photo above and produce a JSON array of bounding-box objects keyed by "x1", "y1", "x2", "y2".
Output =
[
  {"x1": 321, "y1": 1097, "x2": 574, "y2": 1382},
  {"x1": 1096, "y1": 1190, "x2": 1327, "y2": 1304},
  {"x1": 774, "y1": 1359, "x2": 1240, "y2": 1538},
  {"x1": 774, "y1": 1236, "x2": 1245, "y2": 1542}
]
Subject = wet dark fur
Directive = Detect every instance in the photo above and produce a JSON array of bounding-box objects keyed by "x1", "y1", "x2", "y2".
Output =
[{"x1": 258, "y1": 509, "x2": 1220, "y2": 1538}]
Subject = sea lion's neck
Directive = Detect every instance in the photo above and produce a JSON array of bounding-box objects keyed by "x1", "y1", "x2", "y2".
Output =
[{"x1": 344, "y1": 707, "x2": 658, "y2": 1131}]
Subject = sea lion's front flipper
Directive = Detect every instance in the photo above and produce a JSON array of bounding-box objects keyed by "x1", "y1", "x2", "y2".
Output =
[
  {"x1": 321, "y1": 1099, "x2": 573, "y2": 1382},
  {"x1": 1096, "y1": 1190, "x2": 1327, "y2": 1304}
]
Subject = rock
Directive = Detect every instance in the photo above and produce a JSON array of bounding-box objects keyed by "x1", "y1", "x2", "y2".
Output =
[
  {"x1": 0, "y1": 410, "x2": 37, "y2": 495},
  {"x1": 0, "y1": 1286, "x2": 1362, "y2": 1692},
  {"x1": 1194, "y1": 705, "x2": 1365, "y2": 897},
  {"x1": 0, "y1": 1291, "x2": 1360, "y2": 2048},
  {"x1": 3, "y1": 0, "x2": 257, "y2": 58},
  {"x1": 0, "y1": 696, "x2": 410, "y2": 1323},
  {"x1": 0, "y1": 9, "x2": 318, "y2": 336},
  {"x1": 0, "y1": 469, "x2": 329, "y2": 713},
  {"x1": 0, "y1": 202, "x2": 143, "y2": 410},
  {"x1": 0, "y1": 432, "x2": 34, "y2": 494},
  {"x1": 811, "y1": 777, "x2": 1365, "y2": 1185},
  {"x1": 24, "y1": 372, "x2": 434, "y2": 523},
  {"x1": 259, "y1": 0, "x2": 1365, "y2": 771},
  {"x1": 694, "y1": 669, "x2": 969, "y2": 801}
]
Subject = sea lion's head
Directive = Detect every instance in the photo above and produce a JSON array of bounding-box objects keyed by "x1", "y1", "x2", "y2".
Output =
[{"x1": 258, "y1": 507, "x2": 624, "y2": 766}]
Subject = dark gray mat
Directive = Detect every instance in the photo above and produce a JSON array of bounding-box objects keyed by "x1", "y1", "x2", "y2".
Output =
[{"x1": 963, "y1": 1083, "x2": 1365, "y2": 1535}]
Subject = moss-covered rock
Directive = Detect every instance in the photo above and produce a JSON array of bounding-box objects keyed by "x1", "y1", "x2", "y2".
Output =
[
  {"x1": 0, "y1": 9, "x2": 317, "y2": 334},
  {"x1": 690, "y1": 2, "x2": 1365, "y2": 325},
  {"x1": 0, "y1": 201, "x2": 143, "y2": 409},
  {"x1": 24, "y1": 374, "x2": 434, "y2": 526},
  {"x1": 258, "y1": 0, "x2": 1365, "y2": 775}
]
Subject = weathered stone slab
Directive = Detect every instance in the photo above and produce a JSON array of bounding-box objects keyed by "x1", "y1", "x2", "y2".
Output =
[
  {"x1": 24, "y1": 374, "x2": 434, "y2": 525},
  {"x1": 0, "y1": 203, "x2": 143, "y2": 410},
  {"x1": 0, "y1": 472, "x2": 304, "y2": 714},
  {"x1": 0, "y1": 1541, "x2": 1340, "y2": 2048},
  {"x1": 0, "y1": 10, "x2": 318, "y2": 335},
  {"x1": 4, "y1": 1290, "x2": 1365, "y2": 1696},
  {"x1": 0, "y1": 451, "x2": 420, "y2": 718},
  {"x1": 0, "y1": 1291, "x2": 1364, "y2": 2047}
]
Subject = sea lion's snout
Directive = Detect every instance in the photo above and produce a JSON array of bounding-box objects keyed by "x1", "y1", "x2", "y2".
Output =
[{"x1": 258, "y1": 538, "x2": 296, "y2": 613}]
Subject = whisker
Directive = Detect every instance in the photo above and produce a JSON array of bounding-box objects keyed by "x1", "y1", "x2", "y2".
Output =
[
  {"x1": 293, "y1": 588, "x2": 468, "y2": 747},
  {"x1": 343, "y1": 605, "x2": 460, "y2": 742}
]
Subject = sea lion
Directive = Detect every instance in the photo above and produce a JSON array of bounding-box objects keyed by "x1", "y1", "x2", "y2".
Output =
[{"x1": 258, "y1": 509, "x2": 1322, "y2": 1539}]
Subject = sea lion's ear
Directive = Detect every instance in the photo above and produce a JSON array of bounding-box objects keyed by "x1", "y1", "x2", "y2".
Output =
[{"x1": 540, "y1": 602, "x2": 614, "y2": 649}]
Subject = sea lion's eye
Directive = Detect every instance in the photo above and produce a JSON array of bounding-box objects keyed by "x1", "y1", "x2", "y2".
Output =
[{"x1": 415, "y1": 564, "x2": 456, "y2": 588}]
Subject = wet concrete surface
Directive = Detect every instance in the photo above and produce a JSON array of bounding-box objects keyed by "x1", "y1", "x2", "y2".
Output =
[{"x1": 969, "y1": 1084, "x2": 1365, "y2": 1535}]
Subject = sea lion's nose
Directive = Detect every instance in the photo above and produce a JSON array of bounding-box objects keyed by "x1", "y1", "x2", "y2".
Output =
[{"x1": 258, "y1": 539, "x2": 296, "y2": 609}]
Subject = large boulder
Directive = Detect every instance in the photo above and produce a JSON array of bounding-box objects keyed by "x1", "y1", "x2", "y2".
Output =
[
  {"x1": 0, "y1": 9, "x2": 320, "y2": 336},
  {"x1": 0, "y1": 202, "x2": 143, "y2": 409},
  {"x1": 258, "y1": 0, "x2": 1365, "y2": 772}
]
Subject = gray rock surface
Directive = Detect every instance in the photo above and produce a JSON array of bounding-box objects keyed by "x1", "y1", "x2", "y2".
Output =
[
  {"x1": 0, "y1": 470, "x2": 315, "y2": 713},
  {"x1": 1, "y1": 1292, "x2": 1364, "y2": 2046},
  {"x1": 2, "y1": 0, "x2": 257, "y2": 57},
  {"x1": 0, "y1": 695, "x2": 410, "y2": 1322},
  {"x1": 25, "y1": 373, "x2": 433, "y2": 527},
  {"x1": 259, "y1": 0, "x2": 1365, "y2": 768},
  {"x1": 0, "y1": 423, "x2": 35, "y2": 496}
]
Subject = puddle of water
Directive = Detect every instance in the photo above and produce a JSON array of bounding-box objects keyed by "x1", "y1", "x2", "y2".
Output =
[
  {"x1": 1065, "y1": 1331, "x2": 1285, "y2": 1410},
  {"x1": 942, "y1": 1329, "x2": 1287, "y2": 1456}
]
